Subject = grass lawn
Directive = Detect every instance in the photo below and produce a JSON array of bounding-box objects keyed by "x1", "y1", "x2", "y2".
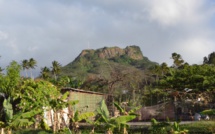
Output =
[{"x1": 180, "y1": 121, "x2": 215, "y2": 134}]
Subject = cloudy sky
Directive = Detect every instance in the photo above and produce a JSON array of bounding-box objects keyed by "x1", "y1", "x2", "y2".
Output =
[{"x1": 0, "y1": 0, "x2": 215, "y2": 75}]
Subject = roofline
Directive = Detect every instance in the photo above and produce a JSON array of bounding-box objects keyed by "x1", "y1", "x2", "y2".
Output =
[{"x1": 61, "y1": 87, "x2": 107, "y2": 95}]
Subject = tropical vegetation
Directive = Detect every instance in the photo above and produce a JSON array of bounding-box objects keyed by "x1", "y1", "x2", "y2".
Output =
[{"x1": 0, "y1": 46, "x2": 215, "y2": 133}]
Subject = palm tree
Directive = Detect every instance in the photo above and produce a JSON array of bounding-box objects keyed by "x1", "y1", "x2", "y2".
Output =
[
  {"x1": 40, "y1": 66, "x2": 50, "y2": 79},
  {"x1": 21, "y1": 59, "x2": 29, "y2": 77},
  {"x1": 28, "y1": 58, "x2": 37, "y2": 79},
  {"x1": 51, "y1": 60, "x2": 61, "y2": 81}
]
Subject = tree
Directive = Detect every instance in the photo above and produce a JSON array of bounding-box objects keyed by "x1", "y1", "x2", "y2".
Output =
[
  {"x1": 171, "y1": 53, "x2": 184, "y2": 68},
  {"x1": 28, "y1": 58, "x2": 37, "y2": 79},
  {"x1": 0, "y1": 61, "x2": 22, "y2": 97},
  {"x1": 51, "y1": 61, "x2": 61, "y2": 81},
  {"x1": 0, "y1": 61, "x2": 22, "y2": 133},
  {"x1": 159, "y1": 64, "x2": 215, "y2": 91},
  {"x1": 40, "y1": 66, "x2": 50, "y2": 80},
  {"x1": 149, "y1": 64, "x2": 161, "y2": 84},
  {"x1": 203, "y1": 52, "x2": 215, "y2": 65},
  {"x1": 21, "y1": 59, "x2": 29, "y2": 77},
  {"x1": 160, "y1": 62, "x2": 169, "y2": 77},
  {"x1": 17, "y1": 79, "x2": 77, "y2": 132}
]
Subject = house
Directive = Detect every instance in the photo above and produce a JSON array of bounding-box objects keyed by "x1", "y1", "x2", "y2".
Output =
[
  {"x1": 43, "y1": 88, "x2": 111, "y2": 129},
  {"x1": 61, "y1": 88, "x2": 111, "y2": 114}
]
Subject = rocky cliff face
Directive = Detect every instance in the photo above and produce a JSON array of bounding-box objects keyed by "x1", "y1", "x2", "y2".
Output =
[{"x1": 78, "y1": 45, "x2": 144, "y2": 60}]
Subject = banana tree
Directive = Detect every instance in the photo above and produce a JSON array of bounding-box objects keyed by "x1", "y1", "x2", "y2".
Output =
[
  {"x1": 9, "y1": 109, "x2": 42, "y2": 129},
  {"x1": 70, "y1": 110, "x2": 95, "y2": 133},
  {"x1": 170, "y1": 122, "x2": 188, "y2": 134},
  {"x1": 0, "y1": 96, "x2": 13, "y2": 134},
  {"x1": 95, "y1": 100, "x2": 136, "y2": 134},
  {"x1": 2, "y1": 97, "x2": 13, "y2": 124},
  {"x1": 113, "y1": 102, "x2": 141, "y2": 133}
]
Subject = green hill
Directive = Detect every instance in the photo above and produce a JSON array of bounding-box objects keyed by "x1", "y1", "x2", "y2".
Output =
[{"x1": 61, "y1": 45, "x2": 157, "y2": 79}]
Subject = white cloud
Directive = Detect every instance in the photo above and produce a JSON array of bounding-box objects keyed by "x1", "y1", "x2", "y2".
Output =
[
  {"x1": 175, "y1": 37, "x2": 215, "y2": 64},
  {"x1": 143, "y1": 0, "x2": 210, "y2": 26},
  {"x1": 0, "y1": 0, "x2": 214, "y2": 76}
]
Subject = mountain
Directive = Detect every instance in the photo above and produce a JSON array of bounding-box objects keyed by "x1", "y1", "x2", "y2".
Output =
[{"x1": 61, "y1": 45, "x2": 157, "y2": 80}]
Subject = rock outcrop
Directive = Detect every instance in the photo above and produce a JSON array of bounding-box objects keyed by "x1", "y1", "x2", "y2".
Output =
[{"x1": 78, "y1": 45, "x2": 144, "y2": 60}]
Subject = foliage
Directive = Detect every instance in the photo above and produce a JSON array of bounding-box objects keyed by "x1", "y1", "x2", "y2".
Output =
[
  {"x1": 17, "y1": 79, "x2": 59, "y2": 112},
  {"x1": 70, "y1": 110, "x2": 95, "y2": 133},
  {"x1": 60, "y1": 46, "x2": 156, "y2": 90},
  {"x1": 21, "y1": 58, "x2": 37, "y2": 79},
  {"x1": 149, "y1": 118, "x2": 171, "y2": 134},
  {"x1": 114, "y1": 102, "x2": 141, "y2": 116},
  {"x1": 149, "y1": 119, "x2": 188, "y2": 134},
  {"x1": 200, "y1": 109, "x2": 215, "y2": 115},
  {"x1": 51, "y1": 60, "x2": 62, "y2": 81},
  {"x1": 3, "y1": 97, "x2": 13, "y2": 123},
  {"x1": 40, "y1": 66, "x2": 51, "y2": 80},
  {"x1": 171, "y1": 52, "x2": 184, "y2": 68},
  {"x1": 159, "y1": 64, "x2": 215, "y2": 91},
  {"x1": 95, "y1": 100, "x2": 136, "y2": 134},
  {"x1": 180, "y1": 121, "x2": 215, "y2": 134},
  {"x1": 170, "y1": 122, "x2": 188, "y2": 134},
  {"x1": 203, "y1": 51, "x2": 215, "y2": 65},
  {"x1": 9, "y1": 109, "x2": 42, "y2": 129},
  {"x1": 0, "y1": 61, "x2": 22, "y2": 97}
]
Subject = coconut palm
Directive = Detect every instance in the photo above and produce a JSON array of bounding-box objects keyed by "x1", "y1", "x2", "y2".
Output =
[
  {"x1": 21, "y1": 59, "x2": 29, "y2": 77},
  {"x1": 40, "y1": 66, "x2": 50, "y2": 80},
  {"x1": 28, "y1": 58, "x2": 37, "y2": 79},
  {"x1": 51, "y1": 60, "x2": 61, "y2": 81}
]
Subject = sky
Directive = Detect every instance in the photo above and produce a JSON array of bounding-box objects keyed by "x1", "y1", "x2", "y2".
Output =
[{"x1": 0, "y1": 0, "x2": 215, "y2": 76}]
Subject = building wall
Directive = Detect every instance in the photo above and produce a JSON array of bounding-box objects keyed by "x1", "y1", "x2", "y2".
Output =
[
  {"x1": 137, "y1": 102, "x2": 175, "y2": 121},
  {"x1": 68, "y1": 91, "x2": 105, "y2": 113}
]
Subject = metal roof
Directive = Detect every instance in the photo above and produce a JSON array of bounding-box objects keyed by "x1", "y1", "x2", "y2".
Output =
[{"x1": 61, "y1": 87, "x2": 106, "y2": 95}]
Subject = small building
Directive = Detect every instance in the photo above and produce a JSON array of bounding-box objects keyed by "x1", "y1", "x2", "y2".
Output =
[
  {"x1": 43, "y1": 88, "x2": 111, "y2": 128},
  {"x1": 61, "y1": 88, "x2": 110, "y2": 114}
]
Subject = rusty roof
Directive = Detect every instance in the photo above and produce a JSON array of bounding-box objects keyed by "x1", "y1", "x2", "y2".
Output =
[{"x1": 61, "y1": 87, "x2": 107, "y2": 95}]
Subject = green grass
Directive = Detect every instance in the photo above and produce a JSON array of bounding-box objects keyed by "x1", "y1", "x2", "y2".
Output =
[
  {"x1": 13, "y1": 129, "x2": 52, "y2": 134},
  {"x1": 180, "y1": 121, "x2": 215, "y2": 134}
]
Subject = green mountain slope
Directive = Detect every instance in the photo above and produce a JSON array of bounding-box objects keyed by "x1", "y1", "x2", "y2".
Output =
[{"x1": 61, "y1": 45, "x2": 157, "y2": 80}]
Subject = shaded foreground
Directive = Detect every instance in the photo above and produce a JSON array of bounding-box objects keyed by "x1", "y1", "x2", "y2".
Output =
[{"x1": 13, "y1": 121, "x2": 215, "y2": 134}]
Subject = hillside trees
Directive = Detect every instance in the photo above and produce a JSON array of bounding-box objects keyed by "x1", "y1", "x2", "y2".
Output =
[
  {"x1": 171, "y1": 52, "x2": 184, "y2": 68},
  {"x1": 203, "y1": 52, "x2": 215, "y2": 65},
  {"x1": 159, "y1": 64, "x2": 215, "y2": 91}
]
